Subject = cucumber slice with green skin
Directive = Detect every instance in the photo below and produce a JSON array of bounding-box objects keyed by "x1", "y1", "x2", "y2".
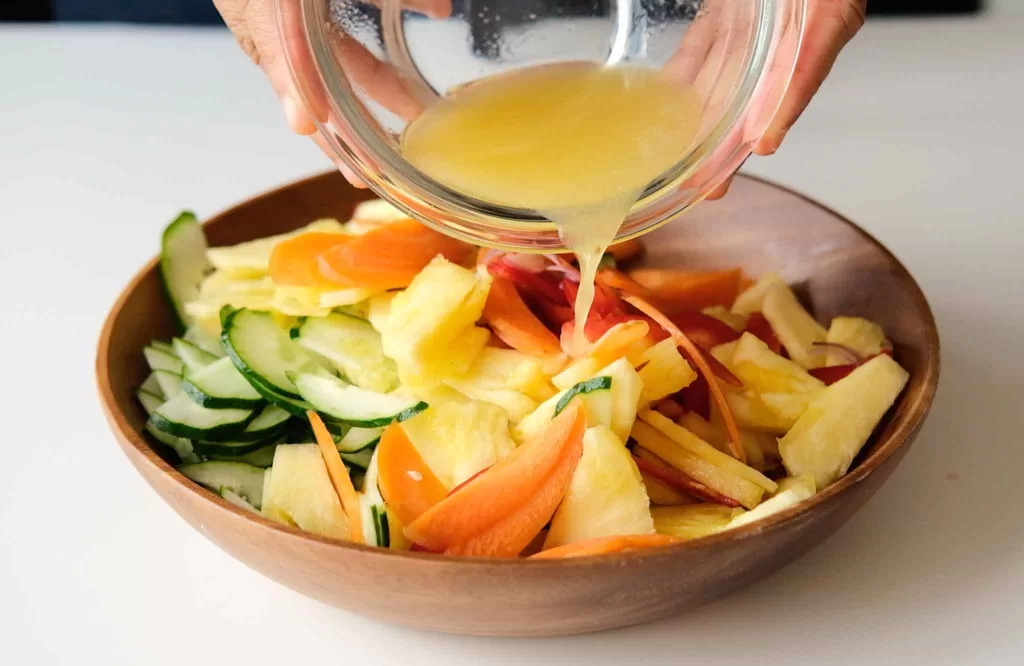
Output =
[
  {"x1": 335, "y1": 426, "x2": 383, "y2": 453},
  {"x1": 184, "y1": 324, "x2": 224, "y2": 357},
  {"x1": 219, "y1": 487, "x2": 259, "y2": 513},
  {"x1": 246, "y1": 373, "x2": 315, "y2": 418},
  {"x1": 209, "y1": 443, "x2": 277, "y2": 468},
  {"x1": 137, "y1": 389, "x2": 164, "y2": 416},
  {"x1": 219, "y1": 305, "x2": 236, "y2": 328},
  {"x1": 222, "y1": 308, "x2": 320, "y2": 397},
  {"x1": 160, "y1": 211, "x2": 211, "y2": 330},
  {"x1": 191, "y1": 434, "x2": 279, "y2": 457},
  {"x1": 182, "y1": 356, "x2": 264, "y2": 409},
  {"x1": 291, "y1": 372, "x2": 427, "y2": 428},
  {"x1": 153, "y1": 370, "x2": 184, "y2": 400},
  {"x1": 172, "y1": 337, "x2": 219, "y2": 373},
  {"x1": 149, "y1": 392, "x2": 254, "y2": 441},
  {"x1": 150, "y1": 340, "x2": 177, "y2": 356},
  {"x1": 178, "y1": 461, "x2": 266, "y2": 509},
  {"x1": 555, "y1": 375, "x2": 614, "y2": 416},
  {"x1": 143, "y1": 420, "x2": 198, "y2": 463},
  {"x1": 140, "y1": 373, "x2": 164, "y2": 399},
  {"x1": 359, "y1": 447, "x2": 389, "y2": 547},
  {"x1": 144, "y1": 346, "x2": 184, "y2": 375},
  {"x1": 339, "y1": 447, "x2": 374, "y2": 470},
  {"x1": 294, "y1": 313, "x2": 399, "y2": 393},
  {"x1": 234, "y1": 405, "x2": 291, "y2": 442}
]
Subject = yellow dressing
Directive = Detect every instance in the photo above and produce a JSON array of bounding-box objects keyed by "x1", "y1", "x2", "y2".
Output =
[{"x1": 402, "y1": 61, "x2": 702, "y2": 353}]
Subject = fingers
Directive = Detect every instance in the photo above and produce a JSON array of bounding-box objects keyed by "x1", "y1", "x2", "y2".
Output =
[
  {"x1": 329, "y1": 31, "x2": 426, "y2": 123},
  {"x1": 755, "y1": 0, "x2": 866, "y2": 155},
  {"x1": 705, "y1": 177, "x2": 733, "y2": 201}
]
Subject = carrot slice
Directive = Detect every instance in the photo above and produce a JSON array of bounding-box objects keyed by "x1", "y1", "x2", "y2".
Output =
[
  {"x1": 269, "y1": 232, "x2": 351, "y2": 287},
  {"x1": 530, "y1": 534, "x2": 681, "y2": 559},
  {"x1": 308, "y1": 411, "x2": 363, "y2": 543},
  {"x1": 318, "y1": 219, "x2": 473, "y2": 290},
  {"x1": 624, "y1": 295, "x2": 745, "y2": 463},
  {"x1": 482, "y1": 274, "x2": 563, "y2": 359},
  {"x1": 377, "y1": 423, "x2": 449, "y2": 526},
  {"x1": 596, "y1": 268, "x2": 654, "y2": 300},
  {"x1": 626, "y1": 268, "x2": 743, "y2": 313},
  {"x1": 445, "y1": 426, "x2": 584, "y2": 557},
  {"x1": 405, "y1": 401, "x2": 586, "y2": 552}
]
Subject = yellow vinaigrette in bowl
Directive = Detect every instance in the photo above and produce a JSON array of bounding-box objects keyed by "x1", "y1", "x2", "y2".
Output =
[{"x1": 402, "y1": 62, "x2": 703, "y2": 352}]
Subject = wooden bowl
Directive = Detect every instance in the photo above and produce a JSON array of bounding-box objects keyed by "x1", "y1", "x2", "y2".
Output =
[{"x1": 96, "y1": 172, "x2": 940, "y2": 636}]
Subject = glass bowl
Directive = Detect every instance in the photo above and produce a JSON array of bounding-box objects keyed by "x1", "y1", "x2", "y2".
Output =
[{"x1": 277, "y1": 0, "x2": 805, "y2": 250}]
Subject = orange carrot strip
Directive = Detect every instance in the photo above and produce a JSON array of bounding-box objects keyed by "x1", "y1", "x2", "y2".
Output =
[
  {"x1": 530, "y1": 534, "x2": 681, "y2": 559},
  {"x1": 445, "y1": 422, "x2": 584, "y2": 557},
  {"x1": 318, "y1": 219, "x2": 473, "y2": 290},
  {"x1": 377, "y1": 423, "x2": 449, "y2": 527},
  {"x1": 482, "y1": 274, "x2": 563, "y2": 359},
  {"x1": 308, "y1": 411, "x2": 363, "y2": 544},
  {"x1": 405, "y1": 401, "x2": 586, "y2": 552},
  {"x1": 624, "y1": 295, "x2": 745, "y2": 463},
  {"x1": 269, "y1": 232, "x2": 351, "y2": 287},
  {"x1": 626, "y1": 268, "x2": 743, "y2": 313}
]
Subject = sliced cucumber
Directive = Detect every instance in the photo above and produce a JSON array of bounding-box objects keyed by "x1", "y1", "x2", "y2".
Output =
[
  {"x1": 291, "y1": 371, "x2": 427, "y2": 427},
  {"x1": 219, "y1": 488, "x2": 259, "y2": 513},
  {"x1": 222, "y1": 308, "x2": 320, "y2": 397},
  {"x1": 153, "y1": 369, "x2": 184, "y2": 399},
  {"x1": 172, "y1": 337, "x2": 218, "y2": 373},
  {"x1": 246, "y1": 373, "x2": 314, "y2": 418},
  {"x1": 339, "y1": 447, "x2": 374, "y2": 470},
  {"x1": 137, "y1": 389, "x2": 163, "y2": 416},
  {"x1": 209, "y1": 443, "x2": 277, "y2": 468},
  {"x1": 150, "y1": 340, "x2": 177, "y2": 356},
  {"x1": 160, "y1": 211, "x2": 211, "y2": 329},
  {"x1": 555, "y1": 376, "x2": 613, "y2": 416},
  {"x1": 144, "y1": 346, "x2": 184, "y2": 375},
  {"x1": 335, "y1": 426, "x2": 382, "y2": 453},
  {"x1": 359, "y1": 447, "x2": 389, "y2": 547},
  {"x1": 191, "y1": 436, "x2": 277, "y2": 457},
  {"x1": 182, "y1": 356, "x2": 264, "y2": 409},
  {"x1": 184, "y1": 324, "x2": 224, "y2": 357},
  {"x1": 139, "y1": 373, "x2": 164, "y2": 399},
  {"x1": 178, "y1": 461, "x2": 266, "y2": 509},
  {"x1": 294, "y1": 313, "x2": 399, "y2": 393},
  {"x1": 235, "y1": 405, "x2": 291, "y2": 442},
  {"x1": 149, "y1": 392, "x2": 254, "y2": 441}
]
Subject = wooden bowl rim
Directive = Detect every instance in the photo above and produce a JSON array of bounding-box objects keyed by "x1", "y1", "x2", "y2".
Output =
[{"x1": 96, "y1": 171, "x2": 940, "y2": 568}]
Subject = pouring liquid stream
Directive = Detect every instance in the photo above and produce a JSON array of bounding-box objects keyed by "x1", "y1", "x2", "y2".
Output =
[{"x1": 402, "y1": 61, "x2": 702, "y2": 353}]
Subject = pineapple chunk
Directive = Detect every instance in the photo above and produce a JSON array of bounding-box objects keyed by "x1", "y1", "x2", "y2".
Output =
[
  {"x1": 701, "y1": 305, "x2": 748, "y2": 331},
  {"x1": 351, "y1": 199, "x2": 411, "y2": 225},
  {"x1": 206, "y1": 219, "x2": 346, "y2": 278},
  {"x1": 381, "y1": 257, "x2": 492, "y2": 382},
  {"x1": 727, "y1": 475, "x2": 815, "y2": 530},
  {"x1": 710, "y1": 340, "x2": 739, "y2": 366},
  {"x1": 826, "y1": 316, "x2": 887, "y2": 365},
  {"x1": 640, "y1": 470, "x2": 691, "y2": 505},
  {"x1": 729, "y1": 332, "x2": 825, "y2": 395},
  {"x1": 761, "y1": 282, "x2": 827, "y2": 369},
  {"x1": 514, "y1": 357, "x2": 641, "y2": 443},
  {"x1": 261, "y1": 444, "x2": 350, "y2": 539},
  {"x1": 544, "y1": 426, "x2": 654, "y2": 549},
  {"x1": 319, "y1": 287, "x2": 377, "y2": 309},
  {"x1": 636, "y1": 338, "x2": 698, "y2": 406},
  {"x1": 779, "y1": 354, "x2": 909, "y2": 488},
  {"x1": 272, "y1": 285, "x2": 332, "y2": 317},
  {"x1": 552, "y1": 320, "x2": 651, "y2": 390},
  {"x1": 400, "y1": 400, "x2": 515, "y2": 488},
  {"x1": 653, "y1": 505, "x2": 743, "y2": 539},
  {"x1": 731, "y1": 272, "x2": 784, "y2": 315},
  {"x1": 722, "y1": 388, "x2": 794, "y2": 434},
  {"x1": 443, "y1": 348, "x2": 544, "y2": 423},
  {"x1": 638, "y1": 410, "x2": 777, "y2": 493},
  {"x1": 367, "y1": 291, "x2": 397, "y2": 333},
  {"x1": 185, "y1": 273, "x2": 275, "y2": 319},
  {"x1": 630, "y1": 420, "x2": 765, "y2": 509},
  {"x1": 682, "y1": 411, "x2": 772, "y2": 473}
]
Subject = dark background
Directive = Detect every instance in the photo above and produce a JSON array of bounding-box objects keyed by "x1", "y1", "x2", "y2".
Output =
[{"x1": 0, "y1": 1, "x2": 986, "y2": 24}]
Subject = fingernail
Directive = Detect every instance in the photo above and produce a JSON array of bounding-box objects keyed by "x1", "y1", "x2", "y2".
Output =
[{"x1": 282, "y1": 95, "x2": 301, "y2": 132}]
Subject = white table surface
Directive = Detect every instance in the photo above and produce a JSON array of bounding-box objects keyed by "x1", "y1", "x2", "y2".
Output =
[{"x1": 2, "y1": 4, "x2": 1022, "y2": 664}]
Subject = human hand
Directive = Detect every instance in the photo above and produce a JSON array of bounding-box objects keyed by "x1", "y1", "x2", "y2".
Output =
[
  {"x1": 705, "y1": 0, "x2": 867, "y2": 199},
  {"x1": 213, "y1": 0, "x2": 449, "y2": 187}
]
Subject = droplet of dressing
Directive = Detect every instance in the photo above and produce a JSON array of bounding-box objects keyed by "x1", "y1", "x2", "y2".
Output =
[{"x1": 408, "y1": 470, "x2": 423, "y2": 481}]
